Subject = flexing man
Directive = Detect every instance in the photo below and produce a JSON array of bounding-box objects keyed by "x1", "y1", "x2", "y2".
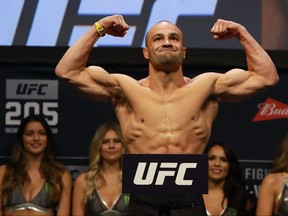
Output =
[{"x1": 56, "y1": 14, "x2": 278, "y2": 215}]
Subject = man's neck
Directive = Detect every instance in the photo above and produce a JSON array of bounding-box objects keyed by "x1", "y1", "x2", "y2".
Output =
[{"x1": 148, "y1": 67, "x2": 186, "y2": 93}]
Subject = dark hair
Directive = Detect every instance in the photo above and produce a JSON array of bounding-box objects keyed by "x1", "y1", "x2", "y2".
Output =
[
  {"x1": 13, "y1": 114, "x2": 56, "y2": 160},
  {"x1": 0, "y1": 114, "x2": 66, "y2": 206},
  {"x1": 272, "y1": 133, "x2": 288, "y2": 173},
  {"x1": 204, "y1": 142, "x2": 248, "y2": 213}
]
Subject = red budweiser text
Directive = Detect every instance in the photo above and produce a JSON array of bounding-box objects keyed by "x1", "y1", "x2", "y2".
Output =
[{"x1": 253, "y1": 98, "x2": 288, "y2": 122}]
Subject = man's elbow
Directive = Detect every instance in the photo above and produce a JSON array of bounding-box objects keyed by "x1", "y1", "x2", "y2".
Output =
[
  {"x1": 269, "y1": 69, "x2": 280, "y2": 86},
  {"x1": 264, "y1": 70, "x2": 279, "y2": 88},
  {"x1": 55, "y1": 64, "x2": 62, "y2": 77},
  {"x1": 55, "y1": 63, "x2": 68, "y2": 79},
  {"x1": 272, "y1": 73, "x2": 280, "y2": 85}
]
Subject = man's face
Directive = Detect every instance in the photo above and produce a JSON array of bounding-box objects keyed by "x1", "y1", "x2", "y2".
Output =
[{"x1": 143, "y1": 21, "x2": 186, "y2": 68}]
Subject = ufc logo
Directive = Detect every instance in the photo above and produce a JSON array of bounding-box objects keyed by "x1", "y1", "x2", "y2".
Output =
[
  {"x1": 16, "y1": 83, "x2": 48, "y2": 95},
  {"x1": 0, "y1": 0, "x2": 217, "y2": 46},
  {"x1": 133, "y1": 162, "x2": 197, "y2": 186},
  {"x1": 6, "y1": 79, "x2": 58, "y2": 100}
]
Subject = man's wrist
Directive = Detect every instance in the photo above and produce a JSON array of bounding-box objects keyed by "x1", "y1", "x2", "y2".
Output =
[{"x1": 94, "y1": 22, "x2": 106, "y2": 37}]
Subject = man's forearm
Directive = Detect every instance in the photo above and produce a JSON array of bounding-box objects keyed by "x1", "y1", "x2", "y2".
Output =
[
  {"x1": 238, "y1": 26, "x2": 279, "y2": 86},
  {"x1": 55, "y1": 25, "x2": 100, "y2": 78}
]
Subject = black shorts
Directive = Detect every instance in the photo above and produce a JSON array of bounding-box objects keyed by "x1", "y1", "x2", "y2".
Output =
[{"x1": 126, "y1": 194, "x2": 207, "y2": 216}]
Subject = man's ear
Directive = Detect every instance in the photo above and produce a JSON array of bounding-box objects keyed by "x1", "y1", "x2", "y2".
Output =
[
  {"x1": 183, "y1": 47, "x2": 187, "y2": 59},
  {"x1": 143, "y1": 47, "x2": 149, "y2": 59}
]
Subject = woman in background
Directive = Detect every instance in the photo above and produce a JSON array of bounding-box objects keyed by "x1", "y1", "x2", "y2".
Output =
[
  {"x1": 0, "y1": 115, "x2": 72, "y2": 216},
  {"x1": 72, "y1": 122, "x2": 128, "y2": 216},
  {"x1": 203, "y1": 142, "x2": 250, "y2": 216},
  {"x1": 256, "y1": 133, "x2": 288, "y2": 216}
]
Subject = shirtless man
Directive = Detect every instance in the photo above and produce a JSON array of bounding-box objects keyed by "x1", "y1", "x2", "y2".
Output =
[{"x1": 56, "y1": 14, "x2": 278, "y2": 216}]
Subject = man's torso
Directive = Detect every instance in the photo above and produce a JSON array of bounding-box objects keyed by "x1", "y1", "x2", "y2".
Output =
[{"x1": 113, "y1": 74, "x2": 219, "y2": 154}]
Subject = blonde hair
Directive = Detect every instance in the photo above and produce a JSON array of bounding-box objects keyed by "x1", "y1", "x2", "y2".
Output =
[{"x1": 84, "y1": 122, "x2": 127, "y2": 202}]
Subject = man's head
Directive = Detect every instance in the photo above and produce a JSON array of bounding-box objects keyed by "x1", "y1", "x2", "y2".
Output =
[{"x1": 143, "y1": 21, "x2": 186, "y2": 68}]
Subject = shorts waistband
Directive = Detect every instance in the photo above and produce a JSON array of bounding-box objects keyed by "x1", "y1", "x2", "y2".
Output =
[{"x1": 129, "y1": 194, "x2": 204, "y2": 208}]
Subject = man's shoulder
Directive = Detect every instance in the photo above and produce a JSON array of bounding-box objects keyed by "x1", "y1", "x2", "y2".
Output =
[
  {"x1": 112, "y1": 74, "x2": 149, "y2": 88},
  {"x1": 137, "y1": 77, "x2": 150, "y2": 86},
  {"x1": 112, "y1": 73, "x2": 140, "y2": 83},
  {"x1": 187, "y1": 72, "x2": 222, "y2": 84}
]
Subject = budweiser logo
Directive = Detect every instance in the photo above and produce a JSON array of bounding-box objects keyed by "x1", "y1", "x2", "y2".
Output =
[{"x1": 253, "y1": 98, "x2": 288, "y2": 122}]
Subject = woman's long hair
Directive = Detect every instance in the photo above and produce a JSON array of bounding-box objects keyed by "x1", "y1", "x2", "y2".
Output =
[
  {"x1": 204, "y1": 142, "x2": 248, "y2": 212},
  {"x1": 84, "y1": 122, "x2": 126, "y2": 202},
  {"x1": 0, "y1": 115, "x2": 67, "y2": 207},
  {"x1": 271, "y1": 133, "x2": 288, "y2": 173}
]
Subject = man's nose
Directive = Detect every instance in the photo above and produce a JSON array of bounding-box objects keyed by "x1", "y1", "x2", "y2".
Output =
[{"x1": 163, "y1": 38, "x2": 172, "y2": 46}]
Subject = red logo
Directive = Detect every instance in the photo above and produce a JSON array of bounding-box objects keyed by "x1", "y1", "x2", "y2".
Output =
[{"x1": 253, "y1": 98, "x2": 288, "y2": 122}]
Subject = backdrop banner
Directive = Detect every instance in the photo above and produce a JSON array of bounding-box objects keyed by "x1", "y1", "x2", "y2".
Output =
[{"x1": 1, "y1": 63, "x2": 287, "y2": 203}]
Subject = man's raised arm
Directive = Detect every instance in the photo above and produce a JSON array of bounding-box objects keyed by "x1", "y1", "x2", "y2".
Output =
[
  {"x1": 56, "y1": 14, "x2": 129, "y2": 78},
  {"x1": 55, "y1": 15, "x2": 129, "y2": 100},
  {"x1": 210, "y1": 19, "x2": 279, "y2": 102}
]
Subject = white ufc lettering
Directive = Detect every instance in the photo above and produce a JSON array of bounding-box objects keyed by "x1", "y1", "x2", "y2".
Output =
[
  {"x1": 133, "y1": 162, "x2": 197, "y2": 186},
  {"x1": 0, "y1": 0, "x2": 218, "y2": 46}
]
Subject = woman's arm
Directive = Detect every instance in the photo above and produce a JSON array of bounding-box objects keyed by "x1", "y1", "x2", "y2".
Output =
[
  {"x1": 256, "y1": 173, "x2": 278, "y2": 215},
  {"x1": 56, "y1": 170, "x2": 72, "y2": 216},
  {"x1": 72, "y1": 173, "x2": 87, "y2": 216}
]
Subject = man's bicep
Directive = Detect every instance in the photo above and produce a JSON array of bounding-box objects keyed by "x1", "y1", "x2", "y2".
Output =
[
  {"x1": 88, "y1": 65, "x2": 119, "y2": 86},
  {"x1": 214, "y1": 69, "x2": 262, "y2": 101},
  {"x1": 69, "y1": 66, "x2": 121, "y2": 101}
]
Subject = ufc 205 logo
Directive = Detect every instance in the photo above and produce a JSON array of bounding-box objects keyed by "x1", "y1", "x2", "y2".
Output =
[
  {"x1": 133, "y1": 162, "x2": 197, "y2": 186},
  {"x1": 5, "y1": 79, "x2": 59, "y2": 131}
]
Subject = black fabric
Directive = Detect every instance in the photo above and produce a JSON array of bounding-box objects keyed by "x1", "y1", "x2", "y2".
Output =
[{"x1": 127, "y1": 194, "x2": 207, "y2": 216}]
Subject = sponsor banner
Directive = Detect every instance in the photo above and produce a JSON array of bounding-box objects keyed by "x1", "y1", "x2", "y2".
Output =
[
  {"x1": 122, "y1": 154, "x2": 208, "y2": 195},
  {"x1": 4, "y1": 79, "x2": 59, "y2": 133},
  {"x1": 240, "y1": 160, "x2": 272, "y2": 200},
  {"x1": 253, "y1": 98, "x2": 288, "y2": 122}
]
